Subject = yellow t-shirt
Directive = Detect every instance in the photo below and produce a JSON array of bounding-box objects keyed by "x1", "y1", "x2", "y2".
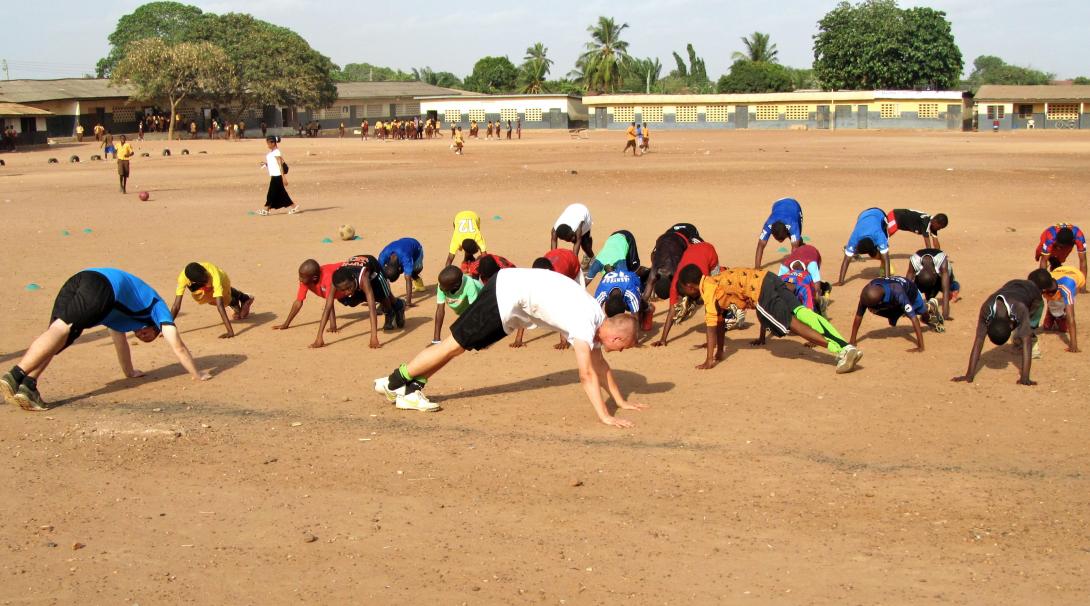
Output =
[
  {"x1": 117, "y1": 142, "x2": 135, "y2": 161},
  {"x1": 176, "y1": 261, "x2": 232, "y2": 306},
  {"x1": 449, "y1": 210, "x2": 486, "y2": 254},
  {"x1": 700, "y1": 269, "x2": 767, "y2": 327},
  {"x1": 626, "y1": 126, "x2": 636, "y2": 141}
]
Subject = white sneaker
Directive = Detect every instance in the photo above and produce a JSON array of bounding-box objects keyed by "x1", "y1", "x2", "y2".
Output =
[
  {"x1": 836, "y1": 345, "x2": 862, "y2": 374},
  {"x1": 373, "y1": 377, "x2": 404, "y2": 403},
  {"x1": 395, "y1": 391, "x2": 440, "y2": 412}
]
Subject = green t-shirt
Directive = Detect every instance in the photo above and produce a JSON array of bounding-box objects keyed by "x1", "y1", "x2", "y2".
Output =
[
  {"x1": 594, "y1": 232, "x2": 629, "y2": 266},
  {"x1": 436, "y1": 275, "x2": 482, "y2": 314}
]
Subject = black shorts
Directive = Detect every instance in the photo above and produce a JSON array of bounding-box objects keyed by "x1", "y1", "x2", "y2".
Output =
[
  {"x1": 754, "y1": 272, "x2": 799, "y2": 337},
  {"x1": 339, "y1": 274, "x2": 392, "y2": 307},
  {"x1": 51, "y1": 271, "x2": 115, "y2": 349},
  {"x1": 450, "y1": 279, "x2": 508, "y2": 351}
]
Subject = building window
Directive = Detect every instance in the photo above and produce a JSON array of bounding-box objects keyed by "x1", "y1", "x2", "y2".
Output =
[
  {"x1": 317, "y1": 107, "x2": 340, "y2": 120},
  {"x1": 612, "y1": 106, "x2": 635, "y2": 123},
  {"x1": 640, "y1": 106, "x2": 664, "y2": 123},
  {"x1": 342, "y1": 106, "x2": 350, "y2": 115},
  {"x1": 784, "y1": 105, "x2": 809, "y2": 121},
  {"x1": 675, "y1": 105, "x2": 697, "y2": 123},
  {"x1": 444, "y1": 109, "x2": 462, "y2": 123},
  {"x1": 113, "y1": 108, "x2": 136, "y2": 122},
  {"x1": 755, "y1": 105, "x2": 780, "y2": 121},
  {"x1": 401, "y1": 102, "x2": 421, "y2": 116},
  {"x1": 705, "y1": 105, "x2": 730, "y2": 122},
  {"x1": 986, "y1": 105, "x2": 1005, "y2": 120},
  {"x1": 524, "y1": 108, "x2": 543, "y2": 122},
  {"x1": 1047, "y1": 103, "x2": 1078, "y2": 121},
  {"x1": 1017, "y1": 104, "x2": 1034, "y2": 118},
  {"x1": 366, "y1": 104, "x2": 384, "y2": 118},
  {"x1": 918, "y1": 103, "x2": 939, "y2": 119},
  {"x1": 880, "y1": 103, "x2": 898, "y2": 119},
  {"x1": 500, "y1": 108, "x2": 519, "y2": 122}
]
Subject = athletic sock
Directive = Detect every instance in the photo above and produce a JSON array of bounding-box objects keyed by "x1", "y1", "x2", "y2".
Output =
[
  {"x1": 405, "y1": 379, "x2": 427, "y2": 395},
  {"x1": 22, "y1": 376, "x2": 38, "y2": 392},
  {"x1": 388, "y1": 364, "x2": 412, "y2": 390},
  {"x1": 10, "y1": 366, "x2": 26, "y2": 384}
]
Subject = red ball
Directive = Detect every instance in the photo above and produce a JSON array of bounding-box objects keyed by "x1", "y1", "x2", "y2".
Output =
[{"x1": 138, "y1": 191, "x2": 150, "y2": 201}]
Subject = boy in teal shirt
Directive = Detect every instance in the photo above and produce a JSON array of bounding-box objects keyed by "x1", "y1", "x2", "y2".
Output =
[{"x1": 432, "y1": 266, "x2": 483, "y2": 343}]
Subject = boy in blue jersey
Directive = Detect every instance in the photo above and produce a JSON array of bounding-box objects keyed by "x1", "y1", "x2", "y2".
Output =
[
  {"x1": 1041, "y1": 263, "x2": 1084, "y2": 352},
  {"x1": 1, "y1": 269, "x2": 210, "y2": 411},
  {"x1": 594, "y1": 268, "x2": 654, "y2": 332},
  {"x1": 848, "y1": 276, "x2": 942, "y2": 352},
  {"x1": 754, "y1": 197, "x2": 804, "y2": 268},
  {"x1": 838, "y1": 207, "x2": 892, "y2": 285},
  {"x1": 379, "y1": 237, "x2": 426, "y2": 307}
]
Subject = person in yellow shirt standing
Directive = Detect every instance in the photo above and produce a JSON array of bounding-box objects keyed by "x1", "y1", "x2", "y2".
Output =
[
  {"x1": 640, "y1": 122, "x2": 650, "y2": 153},
  {"x1": 624, "y1": 122, "x2": 638, "y2": 156},
  {"x1": 676, "y1": 265, "x2": 860, "y2": 373},
  {"x1": 453, "y1": 126, "x2": 465, "y2": 155},
  {"x1": 445, "y1": 210, "x2": 487, "y2": 266},
  {"x1": 171, "y1": 262, "x2": 254, "y2": 339},
  {"x1": 116, "y1": 135, "x2": 135, "y2": 194}
]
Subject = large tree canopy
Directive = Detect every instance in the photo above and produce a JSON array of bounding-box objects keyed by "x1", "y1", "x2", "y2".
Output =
[
  {"x1": 335, "y1": 63, "x2": 415, "y2": 82},
  {"x1": 813, "y1": 0, "x2": 962, "y2": 90},
  {"x1": 463, "y1": 56, "x2": 519, "y2": 94},
  {"x1": 96, "y1": 1, "x2": 204, "y2": 77},
  {"x1": 966, "y1": 55, "x2": 1053, "y2": 91},
  {"x1": 717, "y1": 60, "x2": 794, "y2": 94},
  {"x1": 579, "y1": 16, "x2": 631, "y2": 93},
  {"x1": 99, "y1": 3, "x2": 337, "y2": 116}
]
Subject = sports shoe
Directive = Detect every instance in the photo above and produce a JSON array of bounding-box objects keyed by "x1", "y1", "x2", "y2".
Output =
[
  {"x1": 395, "y1": 391, "x2": 440, "y2": 412},
  {"x1": 383, "y1": 311, "x2": 396, "y2": 331},
  {"x1": 672, "y1": 297, "x2": 694, "y2": 323},
  {"x1": 836, "y1": 345, "x2": 862, "y2": 374},
  {"x1": 394, "y1": 298, "x2": 406, "y2": 329},
  {"x1": 14, "y1": 384, "x2": 49, "y2": 411},
  {"x1": 412, "y1": 277, "x2": 426, "y2": 293},
  {"x1": 373, "y1": 377, "x2": 405, "y2": 403},
  {"x1": 926, "y1": 298, "x2": 945, "y2": 333},
  {"x1": 1, "y1": 372, "x2": 18, "y2": 405}
]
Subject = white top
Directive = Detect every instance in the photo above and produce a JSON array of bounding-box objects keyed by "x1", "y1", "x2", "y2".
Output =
[
  {"x1": 553, "y1": 203, "x2": 592, "y2": 237},
  {"x1": 495, "y1": 268, "x2": 604, "y2": 347},
  {"x1": 266, "y1": 149, "x2": 282, "y2": 177}
]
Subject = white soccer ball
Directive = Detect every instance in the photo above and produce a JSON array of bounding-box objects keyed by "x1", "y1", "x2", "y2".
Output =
[{"x1": 338, "y1": 224, "x2": 356, "y2": 241}]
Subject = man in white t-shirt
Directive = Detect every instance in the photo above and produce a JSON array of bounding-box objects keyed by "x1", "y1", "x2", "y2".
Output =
[
  {"x1": 550, "y1": 203, "x2": 595, "y2": 263},
  {"x1": 374, "y1": 268, "x2": 645, "y2": 427}
]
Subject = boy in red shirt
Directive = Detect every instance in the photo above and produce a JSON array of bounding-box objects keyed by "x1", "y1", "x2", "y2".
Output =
[
  {"x1": 273, "y1": 259, "x2": 348, "y2": 332},
  {"x1": 654, "y1": 242, "x2": 720, "y2": 347}
]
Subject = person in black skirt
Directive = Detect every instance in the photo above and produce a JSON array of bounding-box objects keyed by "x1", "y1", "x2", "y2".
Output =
[{"x1": 258, "y1": 136, "x2": 300, "y2": 215}]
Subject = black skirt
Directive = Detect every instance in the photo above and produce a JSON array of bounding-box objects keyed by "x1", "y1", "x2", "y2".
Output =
[{"x1": 266, "y1": 176, "x2": 294, "y2": 209}]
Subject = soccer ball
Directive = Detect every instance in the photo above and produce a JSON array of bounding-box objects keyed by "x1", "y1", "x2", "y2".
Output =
[
  {"x1": 338, "y1": 224, "x2": 356, "y2": 241},
  {"x1": 138, "y1": 191, "x2": 150, "y2": 201}
]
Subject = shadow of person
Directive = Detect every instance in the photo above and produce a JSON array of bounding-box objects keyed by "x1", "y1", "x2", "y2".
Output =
[
  {"x1": 978, "y1": 343, "x2": 1021, "y2": 371},
  {"x1": 48, "y1": 353, "x2": 247, "y2": 408},
  {"x1": 441, "y1": 368, "x2": 674, "y2": 402},
  {"x1": 757, "y1": 337, "x2": 837, "y2": 368},
  {"x1": 857, "y1": 324, "x2": 920, "y2": 345}
]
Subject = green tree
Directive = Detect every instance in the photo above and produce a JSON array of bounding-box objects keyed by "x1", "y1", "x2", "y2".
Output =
[
  {"x1": 1074, "y1": 76, "x2": 1090, "y2": 85},
  {"x1": 717, "y1": 59, "x2": 794, "y2": 93},
  {"x1": 579, "y1": 16, "x2": 631, "y2": 93},
  {"x1": 412, "y1": 66, "x2": 463, "y2": 88},
  {"x1": 110, "y1": 38, "x2": 233, "y2": 139},
  {"x1": 520, "y1": 43, "x2": 553, "y2": 93},
  {"x1": 813, "y1": 0, "x2": 962, "y2": 90},
  {"x1": 733, "y1": 32, "x2": 779, "y2": 63},
  {"x1": 96, "y1": 1, "x2": 204, "y2": 77},
  {"x1": 785, "y1": 66, "x2": 819, "y2": 89},
  {"x1": 464, "y1": 56, "x2": 519, "y2": 93},
  {"x1": 625, "y1": 57, "x2": 662, "y2": 93},
  {"x1": 188, "y1": 12, "x2": 338, "y2": 121},
  {"x1": 669, "y1": 44, "x2": 709, "y2": 90},
  {"x1": 337, "y1": 63, "x2": 414, "y2": 82},
  {"x1": 965, "y1": 55, "x2": 1053, "y2": 91}
]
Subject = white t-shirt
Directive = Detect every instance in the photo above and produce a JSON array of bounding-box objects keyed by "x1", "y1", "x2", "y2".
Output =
[
  {"x1": 495, "y1": 268, "x2": 603, "y2": 347},
  {"x1": 266, "y1": 149, "x2": 282, "y2": 177},
  {"x1": 553, "y1": 203, "x2": 592, "y2": 237}
]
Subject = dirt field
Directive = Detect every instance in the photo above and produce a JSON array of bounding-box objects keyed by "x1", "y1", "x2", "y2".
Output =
[{"x1": 1, "y1": 129, "x2": 1088, "y2": 604}]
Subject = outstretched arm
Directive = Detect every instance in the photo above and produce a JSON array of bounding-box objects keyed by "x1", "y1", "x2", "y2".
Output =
[
  {"x1": 161, "y1": 325, "x2": 210, "y2": 380},
  {"x1": 754, "y1": 240, "x2": 768, "y2": 269},
  {"x1": 941, "y1": 265, "x2": 952, "y2": 319},
  {"x1": 361, "y1": 278, "x2": 382, "y2": 349},
  {"x1": 170, "y1": 295, "x2": 183, "y2": 319},
  {"x1": 214, "y1": 296, "x2": 234, "y2": 338},
  {"x1": 696, "y1": 324, "x2": 719, "y2": 370},
  {"x1": 573, "y1": 341, "x2": 632, "y2": 428},
  {"x1": 849, "y1": 310, "x2": 865, "y2": 345},
  {"x1": 404, "y1": 275, "x2": 414, "y2": 307},
  {"x1": 653, "y1": 312, "x2": 676, "y2": 347},
  {"x1": 549, "y1": 228, "x2": 558, "y2": 251},
  {"x1": 273, "y1": 299, "x2": 305, "y2": 330},
  {"x1": 590, "y1": 346, "x2": 646, "y2": 412},
  {"x1": 881, "y1": 252, "x2": 891, "y2": 278},
  {"x1": 110, "y1": 330, "x2": 143, "y2": 378},
  {"x1": 952, "y1": 321, "x2": 988, "y2": 383},
  {"x1": 445, "y1": 252, "x2": 456, "y2": 267},
  {"x1": 1065, "y1": 304, "x2": 1079, "y2": 353},
  {"x1": 909, "y1": 316, "x2": 925, "y2": 352},
  {"x1": 1080, "y1": 252, "x2": 1088, "y2": 293},
  {"x1": 838, "y1": 255, "x2": 851, "y2": 286},
  {"x1": 432, "y1": 304, "x2": 446, "y2": 343},
  {"x1": 311, "y1": 290, "x2": 338, "y2": 348}
]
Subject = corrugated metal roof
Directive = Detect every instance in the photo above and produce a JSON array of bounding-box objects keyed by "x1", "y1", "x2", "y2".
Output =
[
  {"x1": 334, "y1": 81, "x2": 477, "y2": 99},
  {"x1": 0, "y1": 102, "x2": 53, "y2": 117},
  {"x1": 0, "y1": 78, "x2": 134, "y2": 103},
  {"x1": 582, "y1": 90, "x2": 965, "y2": 105},
  {"x1": 415, "y1": 93, "x2": 580, "y2": 101},
  {"x1": 975, "y1": 85, "x2": 1090, "y2": 102}
]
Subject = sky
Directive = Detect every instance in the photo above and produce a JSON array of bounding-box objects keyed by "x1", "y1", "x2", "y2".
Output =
[{"x1": 4, "y1": 0, "x2": 1089, "y2": 81}]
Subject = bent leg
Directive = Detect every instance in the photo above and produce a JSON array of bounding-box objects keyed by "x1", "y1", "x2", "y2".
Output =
[
  {"x1": 18, "y1": 320, "x2": 73, "y2": 379},
  {"x1": 792, "y1": 307, "x2": 848, "y2": 354}
]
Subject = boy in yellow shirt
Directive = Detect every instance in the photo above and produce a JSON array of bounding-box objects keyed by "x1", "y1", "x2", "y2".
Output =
[
  {"x1": 676, "y1": 265, "x2": 860, "y2": 373},
  {"x1": 453, "y1": 126, "x2": 464, "y2": 155},
  {"x1": 171, "y1": 262, "x2": 254, "y2": 339},
  {"x1": 116, "y1": 135, "x2": 135, "y2": 194},
  {"x1": 445, "y1": 209, "x2": 487, "y2": 266}
]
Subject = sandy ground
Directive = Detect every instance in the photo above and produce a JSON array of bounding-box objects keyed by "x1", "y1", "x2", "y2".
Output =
[{"x1": 1, "y1": 129, "x2": 1088, "y2": 604}]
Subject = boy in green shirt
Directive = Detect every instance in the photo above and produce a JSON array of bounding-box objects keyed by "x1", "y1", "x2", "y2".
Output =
[{"x1": 432, "y1": 266, "x2": 483, "y2": 343}]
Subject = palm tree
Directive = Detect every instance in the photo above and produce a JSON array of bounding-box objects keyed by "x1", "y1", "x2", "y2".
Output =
[
  {"x1": 520, "y1": 43, "x2": 553, "y2": 93},
  {"x1": 579, "y1": 16, "x2": 631, "y2": 93},
  {"x1": 628, "y1": 57, "x2": 662, "y2": 93},
  {"x1": 733, "y1": 32, "x2": 779, "y2": 63}
]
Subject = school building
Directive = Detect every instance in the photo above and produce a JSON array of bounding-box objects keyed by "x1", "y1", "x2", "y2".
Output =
[
  {"x1": 974, "y1": 85, "x2": 1090, "y2": 130},
  {"x1": 295, "y1": 81, "x2": 476, "y2": 129},
  {"x1": 0, "y1": 102, "x2": 53, "y2": 144},
  {"x1": 581, "y1": 91, "x2": 969, "y2": 131},
  {"x1": 415, "y1": 94, "x2": 590, "y2": 130}
]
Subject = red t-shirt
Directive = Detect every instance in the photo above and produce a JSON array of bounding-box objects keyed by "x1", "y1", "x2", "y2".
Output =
[
  {"x1": 295, "y1": 262, "x2": 346, "y2": 302},
  {"x1": 670, "y1": 242, "x2": 720, "y2": 305},
  {"x1": 461, "y1": 254, "x2": 515, "y2": 280},
  {"x1": 544, "y1": 248, "x2": 580, "y2": 280},
  {"x1": 782, "y1": 244, "x2": 822, "y2": 271}
]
